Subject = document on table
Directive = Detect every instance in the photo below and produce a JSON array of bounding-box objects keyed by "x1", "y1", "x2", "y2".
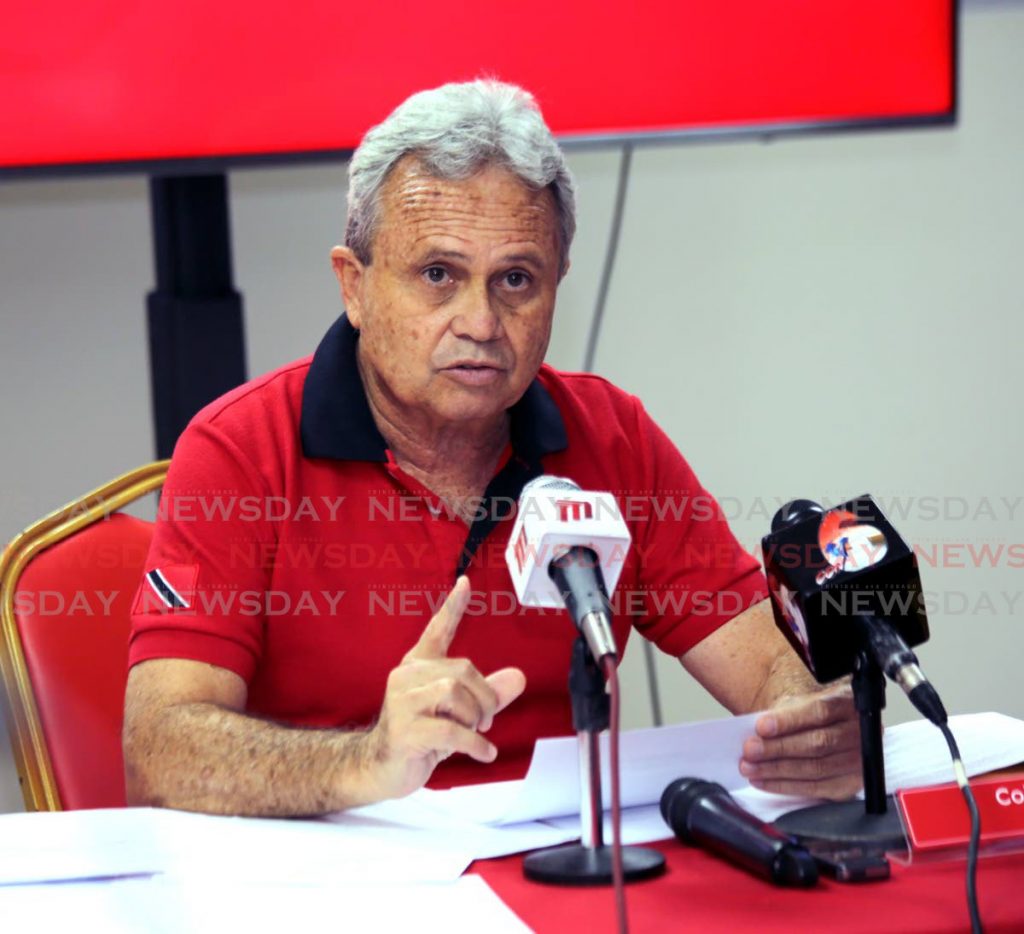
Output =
[
  {"x1": 421, "y1": 711, "x2": 1024, "y2": 837},
  {"x1": 418, "y1": 712, "x2": 761, "y2": 825},
  {"x1": 0, "y1": 799, "x2": 577, "y2": 888},
  {"x1": 325, "y1": 795, "x2": 578, "y2": 861},
  {"x1": 0, "y1": 874, "x2": 530, "y2": 934},
  {"x1": 881, "y1": 712, "x2": 1024, "y2": 792},
  {"x1": 0, "y1": 807, "x2": 167, "y2": 886}
]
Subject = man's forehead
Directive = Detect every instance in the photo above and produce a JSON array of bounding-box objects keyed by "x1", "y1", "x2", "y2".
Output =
[{"x1": 375, "y1": 156, "x2": 558, "y2": 251}]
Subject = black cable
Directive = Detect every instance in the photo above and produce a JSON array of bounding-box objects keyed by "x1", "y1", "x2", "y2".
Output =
[
  {"x1": 939, "y1": 722, "x2": 983, "y2": 934},
  {"x1": 602, "y1": 655, "x2": 629, "y2": 934}
]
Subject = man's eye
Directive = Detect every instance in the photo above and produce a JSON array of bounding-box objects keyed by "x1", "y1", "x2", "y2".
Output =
[
  {"x1": 504, "y1": 270, "x2": 531, "y2": 289},
  {"x1": 423, "y1": 266, "x2": 449, "y2": 284}
]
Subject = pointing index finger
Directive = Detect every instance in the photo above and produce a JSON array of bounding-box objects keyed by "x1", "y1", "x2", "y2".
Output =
[{"x1": 406, "y1": 576, "x2": 471, "y2": 660}]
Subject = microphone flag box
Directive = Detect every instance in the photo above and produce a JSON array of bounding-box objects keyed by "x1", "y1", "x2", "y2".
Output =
[
  {"x1": 760, "y1": 495, "x2": 929, "y2": 683},
  {"x1": 505, "y1": 487, "x2": 631, "y2": 609}
]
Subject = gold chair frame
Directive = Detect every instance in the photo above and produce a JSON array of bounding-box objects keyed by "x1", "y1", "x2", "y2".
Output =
[{"x1": 0, "y1": 461, "x2": 169, "y2": 811}]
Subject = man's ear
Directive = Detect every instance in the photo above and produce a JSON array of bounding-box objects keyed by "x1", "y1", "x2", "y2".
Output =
[{"x1": 330, "y1": 245, "x2": 366, "y2": 328}]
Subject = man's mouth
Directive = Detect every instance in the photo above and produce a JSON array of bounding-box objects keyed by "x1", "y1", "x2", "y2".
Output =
[
  {"x1": 444, "y1": 361, "x2": 504, "y2": 372},
  {"x1": 442, "y1": 362, "x2": 506, "y2": 385}
]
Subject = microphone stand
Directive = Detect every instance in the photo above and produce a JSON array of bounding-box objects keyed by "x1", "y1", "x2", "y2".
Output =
[
  {"x1": 774, "y1": 649, "x2": 905, "y2": 849},
  {"x1": 523, "y1": 637, "x2": 665, "y2": 884}
]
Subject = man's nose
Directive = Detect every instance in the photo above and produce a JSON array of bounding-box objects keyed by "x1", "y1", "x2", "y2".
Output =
[{"x1": 450, "y1": 281, "x2": 504, "y2": 342}]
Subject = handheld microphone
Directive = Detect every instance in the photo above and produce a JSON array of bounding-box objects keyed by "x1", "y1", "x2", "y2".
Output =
[
  {"x1": 504, "y1": 475, "x2": 630, "y2": 662},
  {"x1": 762, "y1": 496, "x2": 947, "y2": 724},
  {"x1": 660, "y1": 778, "x2": 818, "y2": 887}
]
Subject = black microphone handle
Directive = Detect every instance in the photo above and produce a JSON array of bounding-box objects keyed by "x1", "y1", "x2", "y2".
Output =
[
  {"x1": 548, "y1": 546, "x2": 618, "y2": 661},
  {"x1": 661, "y1": 779, "x2": 818, "y2": 887},
  {"x1": 857, "y1": 615, "x2": 948, "y2": 725},
  {"x1": 548, "y1": 546, "x2": 610, "y2": 624}
]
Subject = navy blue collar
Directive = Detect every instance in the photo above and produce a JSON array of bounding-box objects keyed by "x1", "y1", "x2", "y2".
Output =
[{"x1": 300, "y1": 314, "x2": 568, "y2": 465}]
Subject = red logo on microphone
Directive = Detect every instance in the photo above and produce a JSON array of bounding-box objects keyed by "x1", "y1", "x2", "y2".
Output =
[
  {"x1": 513, "y1": 526, "x2": 528, "y2": 573},
  {"x1": 815, "y1": 509, "x2": 888, "y2": 585},
  {"x1": 556, "y1": 499, "x2": 593, "y2": 521}
]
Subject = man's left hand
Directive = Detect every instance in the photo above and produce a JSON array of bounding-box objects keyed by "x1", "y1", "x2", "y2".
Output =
[{"x1": 739, "y1": 682, "x2": 862, "y2": 800}]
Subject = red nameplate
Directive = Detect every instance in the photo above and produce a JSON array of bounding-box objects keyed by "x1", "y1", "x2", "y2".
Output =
[{"x1": 898, "y1": 771, "x2": 1024, "y2": 852}]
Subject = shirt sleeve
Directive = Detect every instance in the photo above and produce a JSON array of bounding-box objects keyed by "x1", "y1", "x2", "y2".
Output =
[
  {"x1": 627, "y1": 399, "x2": 767, "y2": 657},
  {"x1": 128, "y1": 418, "x2": 276, "y2": 682}
]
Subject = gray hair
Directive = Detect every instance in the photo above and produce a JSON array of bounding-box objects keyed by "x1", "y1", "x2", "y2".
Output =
[{"x1": 345, "y1": 80, "x2": 576, "y2": 276}]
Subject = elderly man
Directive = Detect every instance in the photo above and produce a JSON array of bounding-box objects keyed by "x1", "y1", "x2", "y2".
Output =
[{"x1": 124, "y1": 80, "x2": 860, "y2": 815}]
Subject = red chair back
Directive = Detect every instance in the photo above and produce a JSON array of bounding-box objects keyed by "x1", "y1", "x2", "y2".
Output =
[{"x1": 0, "y1": 463, "x2": 167, "y2": 810}]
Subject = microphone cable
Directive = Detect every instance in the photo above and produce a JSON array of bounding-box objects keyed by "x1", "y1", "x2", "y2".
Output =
[
  {"x1": 601, "y1": 654, "x2": 629, "y2": 934},
  {"x1": 937, "y1": 722, "x2": 983, "y2": 934}
]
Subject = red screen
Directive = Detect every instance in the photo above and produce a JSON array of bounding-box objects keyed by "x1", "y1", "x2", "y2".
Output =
[{"x1": 1, "y1": 0, "x2": 955, "y2": 173}]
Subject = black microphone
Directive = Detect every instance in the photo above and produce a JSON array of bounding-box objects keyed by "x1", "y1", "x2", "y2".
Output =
[
  {"x1": 660, "y1": 778, "x2": 818, "y2": 887},
  {"x1": 761, "y1": 495, "x2": 947, "y2": 725},
  {"x1": 858, "y1": 613, "x2": 946, "y2": 724}
]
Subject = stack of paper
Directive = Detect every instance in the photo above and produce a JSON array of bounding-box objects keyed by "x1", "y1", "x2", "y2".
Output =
[{"x1": 416, "y1": 711, "x2": 1024, "y2": 840}]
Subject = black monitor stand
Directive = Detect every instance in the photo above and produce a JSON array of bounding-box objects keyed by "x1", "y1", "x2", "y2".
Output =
[{"x1": 147, "y1": 173, "x2": 246, "y2": 457}]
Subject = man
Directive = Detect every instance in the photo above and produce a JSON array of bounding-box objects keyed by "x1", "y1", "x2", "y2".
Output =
[{"x1": 124, "y1": 80, "x2": 860, "y2": 816}]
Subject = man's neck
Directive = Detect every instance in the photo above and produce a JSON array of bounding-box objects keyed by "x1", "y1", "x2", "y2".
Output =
[{"x1": 358, "y1": 355, "x2": 510, "y2": 495}]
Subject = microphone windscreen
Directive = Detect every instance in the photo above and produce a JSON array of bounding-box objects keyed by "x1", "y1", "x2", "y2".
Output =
[{"x1": 520, "y1": 475, "x2": 581, "y2": 500}]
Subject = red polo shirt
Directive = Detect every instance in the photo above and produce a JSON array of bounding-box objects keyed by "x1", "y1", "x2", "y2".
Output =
[{"x1": 129, "y1": 315, "x2": 766, "y2": 785}]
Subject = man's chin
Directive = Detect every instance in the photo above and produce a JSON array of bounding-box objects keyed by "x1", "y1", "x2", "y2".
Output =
[{"x1": 426, "y1": 392, "x2": 515, "y2": 427}]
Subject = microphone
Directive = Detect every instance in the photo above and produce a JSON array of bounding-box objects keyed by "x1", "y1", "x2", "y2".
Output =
[
  {"x1": 504, "y1": 475, "x2": 631, "y2": 662},
  {"x1": 762, "y1": 496, "x2": 947, "y2": 724},
  {"x1": 660, "y1": 778, "x2": 818, "y2": 887}
]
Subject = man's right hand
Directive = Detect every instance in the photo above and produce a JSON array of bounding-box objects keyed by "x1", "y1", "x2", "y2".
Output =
[{"x1": 360, "y1": 575, "x2": 527, "y2": 800}]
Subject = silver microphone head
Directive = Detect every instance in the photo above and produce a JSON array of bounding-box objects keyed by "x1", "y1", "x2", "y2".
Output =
[{"x1": 520, "y1": 475, "x2": 582, "y2": 502}]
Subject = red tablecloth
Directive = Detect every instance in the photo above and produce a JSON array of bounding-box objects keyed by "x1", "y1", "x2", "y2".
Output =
[{"x1": 472, "y1": 840, "x2": 1024, "y2": 932}]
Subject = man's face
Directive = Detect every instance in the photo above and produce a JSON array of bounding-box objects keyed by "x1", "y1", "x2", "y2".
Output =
[{"x1": 332, "y1": 157, "x2": 562, "y2": 431}]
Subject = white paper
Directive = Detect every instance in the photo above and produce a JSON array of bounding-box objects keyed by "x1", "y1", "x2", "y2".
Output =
[
  {"x1": 730, "y1": 787, "x2": 826, "y2": 824},
  {"x1": 0, "y1": 874, "x2": 530, "y2": 934},
  {"x1": 542, "y1": 804, "x2": 672, "y2": 846},
  {"x1": 0, "y1": 807, "x2": 166, "y2": 886},
  {"x1": 151, "y1": 874, "x2": 531, "y2": 934},
  {"x1": 150, "y1": 807, "x2": 475, "y2": 885},
  {"x1": 882, "y1": 711, "x2": 1024, "y2": 793},
  {"x1": 0, "y1": 806, "x2": 473, "y2": 887},
  {"x1": 0, "y1": 797, "x2": 578, "y2": 890},
  {"x1": 422, "y1": 713, "x2": 761, "y2": 825},
  {"x1": 327, "y1": 796, "x2": 579, "y2": 860}
]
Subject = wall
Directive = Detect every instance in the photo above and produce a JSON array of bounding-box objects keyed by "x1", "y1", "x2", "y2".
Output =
[{"x1": 1, "y1": 3, "x2": 1021, "y2": 811}]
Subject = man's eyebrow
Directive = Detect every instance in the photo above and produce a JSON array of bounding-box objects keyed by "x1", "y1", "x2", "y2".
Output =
[
  {"x1": 413, "y1": 248, "x2": 548, "y2": 268},
  {"x1": 416, "y1": 248, "x2": 471, "y2": 264},
  {"x1": 501, "y1": 252, "x2": 546, "y2": 268}
]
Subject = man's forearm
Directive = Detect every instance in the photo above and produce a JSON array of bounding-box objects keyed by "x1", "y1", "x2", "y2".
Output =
[
  {"x1": 124, "y1": 703, "x2": 380, "y2": 816},
  {"x1": 681, "y1": 599, "x2": 819, "y2": 714},
  {"x1": 746, "y1": 640, "x2": 820, "y2": 712}
]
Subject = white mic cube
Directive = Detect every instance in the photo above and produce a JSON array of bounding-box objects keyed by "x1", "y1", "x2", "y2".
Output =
[{"x1": 505, "y1": 485, "x2": 632, "y2": 609}]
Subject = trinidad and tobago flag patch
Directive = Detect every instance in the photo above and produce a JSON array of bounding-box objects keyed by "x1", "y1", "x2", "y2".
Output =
[{"x1": 134, "y1": 564, "x2": 199, "y2": 614}]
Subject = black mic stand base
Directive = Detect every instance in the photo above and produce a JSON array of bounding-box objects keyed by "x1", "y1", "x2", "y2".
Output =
[
  {"x1": 772, "y1": 651, "x2": 907, "y2": 852},
  {"x1": 773, "y1": 798, "x2": 906, "y2": 851},
  {"x1": 523, "y1": 843, "x2": 665, "y2": 886}
]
